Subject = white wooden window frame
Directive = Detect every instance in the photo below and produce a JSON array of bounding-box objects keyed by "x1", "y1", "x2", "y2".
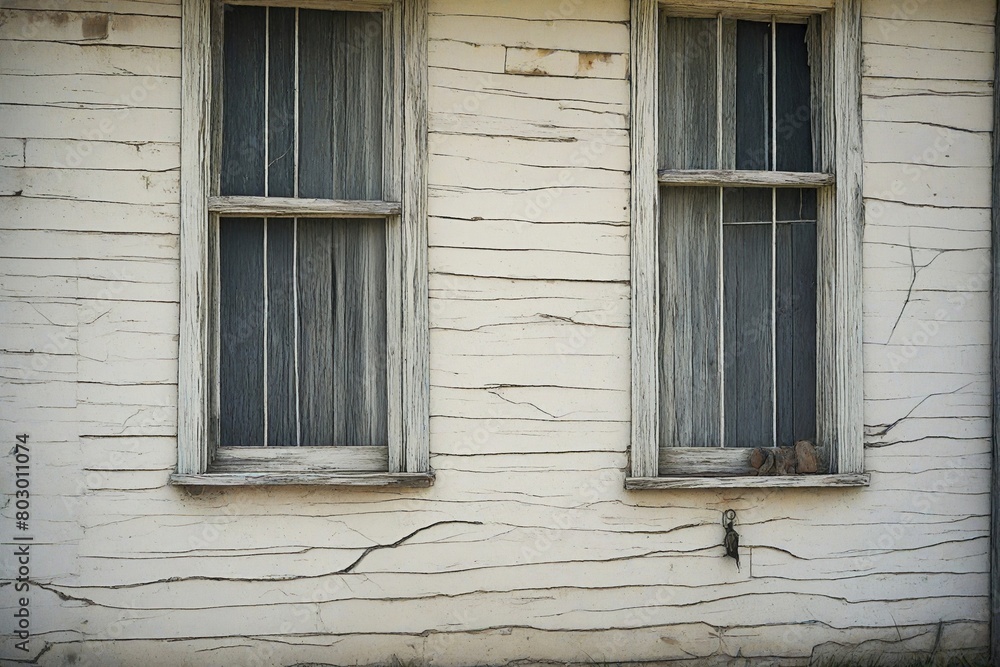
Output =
[
  {"x1": 174, "y1": 0, "x2": 431, "y2": 487},
  {"x1": 627, "y1": 0, "x2": 868, "y2": 489}
]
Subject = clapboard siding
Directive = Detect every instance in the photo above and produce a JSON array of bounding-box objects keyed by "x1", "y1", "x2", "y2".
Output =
[
  {"x1": 863, "y1": 18, "x2": 994, "y2": 51},
  {"x1": 0, "y1": 0, "x2": 181, "y2": 17},
  {"x1": 0, "y1": 41, "x2": 180, "y2": 76},
  {"x1": 0, "y1": 8, "x2": 180, "y2": 47},
  {"x1": 863, "y1": 122, "x2": 991, "y2": 167},
  {"x1": 1, "y1": 167, "x2": 178, "y2": 204},
  {"x1": 0, "y1": 106, "x2": 179, "y2": 143},
  {"x1": 0, "y1": 74, "x2": 180, "y2": 109},
  {"x1": 3, "y1": 198, "x2": 179, "y2": 234},
  {"x1": 863, "y1": 0, "x2": 994, "y2": 25},
  {"x1": 0, "y1": 0, "x2": 992, "y2": 664}
]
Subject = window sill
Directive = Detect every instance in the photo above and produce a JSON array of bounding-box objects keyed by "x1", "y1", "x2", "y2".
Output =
[
  {"x1": 170, "y1": 471, "x2": 435, "y2": 488},
  {"x1": 625, "y1": 473, "x2": 869, "y2": 490}
]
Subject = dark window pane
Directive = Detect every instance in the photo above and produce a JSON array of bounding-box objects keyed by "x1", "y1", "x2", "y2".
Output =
[
  {"x1": 658, "y1": 15, "x2": 718, "y2": 170},
  {"x1": 268, "y1": 8, "x2": 296, "y2": 197},
  {"x1": 266, "y1": 220, "x2": 297, "y2": 445},
  {"x1": 220, "y1": 6, "x2": 266, "y2": 196},
  {"x1": 775, "y1": 22, "x2": 813, "y2": 172},
  {"x1": 735, "y1": 20, "x2": 771, "y2": 170},
  {"x1": 776, "y1": 188, "x2": 817, "y2": 222},
  {"x1": 221, "y1": 7, "x2": 384, "y2": 199},
  {"x1": 719, "y1": 19, "x2": 737, "y2": 169},
  {"x1": 658, "y1": 187, "x2": 722, "y2": 447},
  {"x1": 775, "y1": 217, "x2": 817, "y2": 446},
  {"x1": 297, "y1": 220, "x2": 388, "y2": 446},
  {"x1": 299, "y1": 11, "x2": 384, "y2": 199},
  {"x1": 220, "y1": 219, "x2": 265, "y2": 445},
  {"x1": 723, "y1": 191, "x2": 773, "y2": 447},
  {"x1": 806, "y1": 15, "x2": 824, "y2": 171},
  {"x1": 723, "y1": 187, "x2": 771, "y2": 223}
]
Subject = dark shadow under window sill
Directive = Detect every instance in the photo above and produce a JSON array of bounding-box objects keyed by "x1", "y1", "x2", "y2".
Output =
[
  {"x1": 625, "y1": 473, "x2": 870, "y2": 490},
  {"x1": 170, "y1": 471, "x2": 435, "y2": 488}
]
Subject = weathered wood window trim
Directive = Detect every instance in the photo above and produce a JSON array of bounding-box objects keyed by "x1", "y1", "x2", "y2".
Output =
[
  {"x1": 627, "y1": 0, "x2": 866, "y2": 490},
  {"x1": 174, "y1": 0, "x2": 430, "y2": 487},
  {"x1": 989, "y1": 2, "x2": 1000, "y2": 660}
]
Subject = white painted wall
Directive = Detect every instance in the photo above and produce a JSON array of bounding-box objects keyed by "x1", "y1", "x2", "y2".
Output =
[{"x1": 0, "y1": 0, "x2": 993, "y2": 664}]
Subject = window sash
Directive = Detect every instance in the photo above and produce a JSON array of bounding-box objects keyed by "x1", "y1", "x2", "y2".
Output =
[
  {"x1": 210, "y1": 0, "x2": 402, "y2": 467},
  {"x1": 629, "y1": 0, "x2": 864, "y2": 483},
  {"x1": 657, "y1": 185, "x2": 819, "y2": 453},
  {"x1": 212, "y1": 0, "x2": 397, "y2": 200},
  {"x1": 655, "y1": 11, "x2": 821, "y2": 444},
  {"x1": 213, "y1": 214, "x2": 391, "y2": 450},
  {"x1": 176, "y1": 0, "x2": 429, "y2": 483},
  {"x1": 657, "y1": 13, "x2": 821, "y2": 174}
]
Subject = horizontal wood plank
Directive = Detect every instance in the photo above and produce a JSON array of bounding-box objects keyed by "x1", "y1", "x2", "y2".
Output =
[
  {"x1": 658, "y1": 170, "x2": 835, "y2": 187},
  {"x1": 659, "y1": 446, "x2": 830, "y2": 476},
  {"x1": 657, "y1": 0, "x2": 833, "y2": 19},
  {"x1": 211, "y1": 446, "x2": 389, "y2": 473},
  {"x1": 625, "y1": 474, "x2": 870, "y2": 490},
  {"x1": 208, "y1": 196, "x2": 400, "y2": 218},
  {"x1": 224, "y1": 0, "x2": 392, "y2": 11},
  {"x1": 170, "y1": 471, "x2": 435, "y2": 487}
]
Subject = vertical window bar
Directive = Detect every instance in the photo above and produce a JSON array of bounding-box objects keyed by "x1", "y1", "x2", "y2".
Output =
[
  {"x1": 293, "y1": 218, "x2": 300, "y2": 446},
  {"x1": 293, "y1": 7, "x2": 302, "y2": 446},
  {"x1": 263, "y1": 220, "x2": 269, "y2": 445},
  {"x1": 771, "y1": 188, "x2": 777, "y2": 446},
  {"x1": 293, "y1": 8, "x2": 299, "y2": 199},
  {"x1": 716, "y1": 14, "x2": 723, "y2": 169},
  {"x1": 771, "y1": 16, "x2": 777, "y2": 172},
  {"x1": 718, "y1": 184, "x2": 725, "y2": 448},
  {"x1": 264, "y1": 7, "x2": 270, "y2": 197}
]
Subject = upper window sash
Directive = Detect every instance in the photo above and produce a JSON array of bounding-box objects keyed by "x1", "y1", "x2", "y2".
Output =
[
  {"x1": 210, "y1": 0, "x2": 403, "y2": 209},
  {"x1": 656, "y1": 11, "x2": 829, "y2": 183}
]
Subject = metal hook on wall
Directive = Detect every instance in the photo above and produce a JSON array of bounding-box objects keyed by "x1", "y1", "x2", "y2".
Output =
[{"x1": 722, "y1": 509, "x2": 740, "y2": 571}]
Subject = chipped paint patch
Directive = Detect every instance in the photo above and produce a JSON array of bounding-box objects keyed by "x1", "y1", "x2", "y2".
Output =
[
  {"x1": 81, "y1": 13, "x2": 110, "y2": 41},
  {"x1": 505, "y1": 46, "x2": 627, "y2": 79}
]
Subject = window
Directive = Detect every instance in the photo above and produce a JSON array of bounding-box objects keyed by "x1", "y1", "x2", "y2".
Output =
[
  {"x1": 175, "y1": 0, "x2": 430, "y2": 486},
  {"x1": 628, "y1": 0, "x2": 866, "y2": 488}
]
